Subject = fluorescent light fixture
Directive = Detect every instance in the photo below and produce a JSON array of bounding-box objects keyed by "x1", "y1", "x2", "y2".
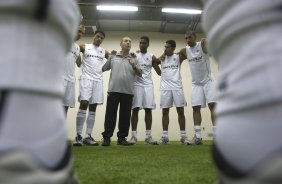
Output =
[
  {"x1": 97, "y1": 5, "x2": 138, "y2": 12},
  {"x1": 162, "y1": 8, "x2": 202, "y2": 14}
]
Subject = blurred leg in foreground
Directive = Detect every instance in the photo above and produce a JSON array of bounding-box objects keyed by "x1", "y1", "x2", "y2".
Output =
[
  {"x1": 0, "y1": 1, "x2": 80, "y2": 183},
  {"x1": 203, "y1": 0, "x2": 282, "y2": 183}
]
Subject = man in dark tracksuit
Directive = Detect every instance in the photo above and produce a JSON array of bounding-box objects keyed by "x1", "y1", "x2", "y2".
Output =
[{"x1": 101, "y1": 36, "x2": 142, "y2": 146}]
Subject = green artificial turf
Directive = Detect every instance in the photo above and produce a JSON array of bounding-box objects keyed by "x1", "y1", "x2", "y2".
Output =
[{"x1": 72, "y1": 141, "x2": 216, "y2": 184}]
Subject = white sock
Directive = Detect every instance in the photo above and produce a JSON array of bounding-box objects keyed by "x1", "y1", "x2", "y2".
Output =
[
  {"x1": 194, "y1": 125, "x2": 201, "y2": 138},
  {"x1": 212, "y1": 126, "x2": 216, "y2": 134},
  {"x1": 76, "y1": 109, "x2": 86, "y2": 135},
  {"x1": 132, "y1": 131, "x2": 137, "y2": 137},
  {"x1": 86, "y1": 111, "x2": 96, "y2": 135},
  {"x1": 180, "y1": 130, "x2": 186, "y2": 137},
  {"x1": 162, "y1": 131, "x2": 168, "y2": 138},
  {"x1": 145, "y1": 130, "x2": 151, "y2": 137},
  {"x1": 0, "y1": 91, "x2": 67, "y2": 168}
]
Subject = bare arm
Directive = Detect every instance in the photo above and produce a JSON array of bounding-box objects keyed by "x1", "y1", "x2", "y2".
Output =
[
  {"x1": 102, "y1": 56, "x2": 112, "y2": 72},
  {"x1": 79, "y1": 44, "x2": 85, "y2": 53},
  {"x1": 156, "y1": 53, "x2": 165, "y2": 64},
  {"x1": 110, "y1": 50, "x2": 117, "y2": 55},
  {"x1": 77, "y1": 44, "x2": 85, "y2": 67},
  {"x1": 178, "y1": 47, "x2": 187, "y2": 64},
  {"x1": 76, "y1": 54, "x2": 82, "y2": 67},
  {"x1": 105, "y1": 50, "x2": 110, "y2": 59},
  {"x1": 201, "y1": 38, "x2": 208, "y2": 54},
  {"x1": 128, "y1": 58, "x2": 142, "y2": 77},
  {"x1": 152, "y1": 55, "x2": 161, "y2": 76}
]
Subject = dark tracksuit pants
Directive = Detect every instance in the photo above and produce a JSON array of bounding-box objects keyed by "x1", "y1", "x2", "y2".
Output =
[{"x1": 102, "y1": 92, "x2": 133, "y2": 140}]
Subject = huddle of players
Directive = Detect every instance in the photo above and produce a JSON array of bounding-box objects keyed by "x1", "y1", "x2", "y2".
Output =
[{"x1": 64, "y1": 26, "x2": 216, "y2": 146}]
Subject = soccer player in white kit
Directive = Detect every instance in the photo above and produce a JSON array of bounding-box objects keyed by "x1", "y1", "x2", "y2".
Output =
[
  {"x1": 128, "y1": 36, "x2": 161, "y2": 144},
  {"x1": 73, "y1": 30, "x2": 110, "y2": 146},
  {"x1": 179, "y1": 31, "x2": 217, "y2": 145},
  {"x1": 203, "y1": 0, "x2": 282, "y2": 183},
  {"x1": 63, "y1": 24, "x2": 85, "y2": 115},
  {"x1": 156, "y1": 40, "x2": 188, "y2": 145},
  {"x1": 0, "y1": 0, "x2": 80, "y2": 183}
]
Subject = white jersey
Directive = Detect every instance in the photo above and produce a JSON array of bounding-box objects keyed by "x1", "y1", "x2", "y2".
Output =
[
  {"x1": 160, "y1": 54, "x2": 183, "y2": 90},
  {"x1": 64, "y1": 43, "x2": 80, "y2": 82},
  {"x1": 134, "y1": 52, "x2": 154, "y2": 86},
  {"x1": 81, "y1": 44, "x2": 105, "y2": 81},
  {"x1": 186, "y1": 42, "x2": 213, "y2": 85}
]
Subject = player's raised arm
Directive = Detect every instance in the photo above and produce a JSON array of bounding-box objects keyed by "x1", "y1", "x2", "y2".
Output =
[
  {"x1": 178, "y1": 47, "x2": 187, "y2": 64},
  {"x1": 152, "y1": 55, "x2": 161, "y2": 76}
]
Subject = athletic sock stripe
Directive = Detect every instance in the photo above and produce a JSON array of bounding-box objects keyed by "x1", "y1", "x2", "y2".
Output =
[
  {"x1": 34, "y1": 0, "x2": 50, "y2": 21},
  {"x1": 0, "y1": 91, "x2": 8, "y2": 125},
  {"x1": 212, "y1": 144, "x2": 246, "y2": 179},
  {"x1": 50, "y1": 142, "x2": 71, "y2": 171}
]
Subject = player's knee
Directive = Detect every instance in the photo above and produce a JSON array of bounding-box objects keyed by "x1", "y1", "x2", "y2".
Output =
[
  {"x1": 208, "y1": 102, "x2": 216, "y2": 110},
  {"x1": 192, "y1": 106, "x2": 201, "y2": 112},
  {"x1": 79, "y1": 100, "x2": 89, "y2": 110},
  {"x1": 162, "y1": 109, "x2": 169, "y2": 116},
  {"x1": 144, "y1": 108, "x2": 151, "y2": 115},
  {"x1": 176, "y1": 107, "x2": 184, "y2": 115}
]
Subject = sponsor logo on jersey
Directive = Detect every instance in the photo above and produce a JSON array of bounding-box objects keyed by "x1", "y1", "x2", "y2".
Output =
[
  {"x1": 188, "y1": 56, "x2": 203, "y2": 62},
  {"x1": 85, "y1": 54, "x2": 104, "y2": 61},
  {"x1": 141, "y1": 63, "x2": 151, "y2": 70},
  {"x1": 163, "y1": 64, "x2": 179, "y2": 70}
]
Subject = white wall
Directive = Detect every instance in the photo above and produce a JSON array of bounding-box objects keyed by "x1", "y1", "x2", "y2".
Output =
[{"x1": 66, "y1": 31, "x2": 218, "y2": 141}]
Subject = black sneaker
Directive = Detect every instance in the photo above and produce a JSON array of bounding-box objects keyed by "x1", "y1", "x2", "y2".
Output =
[
  {"x1": 101, "y1": 137, "x2": 111, "y2": 146},
  {"x1": 73, "y1": 134, "x2": 83, "y2": 147},
  {"x1": 83, "y1": 135, "x2": 99, "y2": 146},
  {"x1": 117, "y1": 138, "x2": 134, "y2": 146}
]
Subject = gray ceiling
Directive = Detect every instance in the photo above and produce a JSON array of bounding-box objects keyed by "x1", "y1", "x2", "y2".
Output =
[{"x1": 78, "y1": 0, "x2": 204, "y2": 36}]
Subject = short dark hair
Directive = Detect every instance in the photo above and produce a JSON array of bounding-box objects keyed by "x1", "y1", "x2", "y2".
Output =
[
  {"x1": 94, "y1": 30, "x2": 106, "y2": 38},
  {"x1": 140, "y1": 36, "x2": 149, "y2": 43},
  {"x1": 166, "y1": 40, "x2": 176, "y2": 48},
  {"x1": 186, "y1": 30, "x2": 197, "y2": 38}
]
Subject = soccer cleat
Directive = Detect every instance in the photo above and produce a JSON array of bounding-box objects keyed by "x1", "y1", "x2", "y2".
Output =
[
  {"x1": 83, "y1": 135, "x2": 99, "y2": 146},
  {"x1": 144, "y1": 136, "x2": 158, "y2": 145},
  {"x1": 128, "y1": 136, "x2": 137, "y2": 144},
  {"x1": 187, "y1": 135, "x2": 203, "y2": 145},
  {"x1": 0, "y1": 147, "x2": 79, "y2": 184},
  {"x1": 73, "y1": 134, "x2": 83, "y2": 147},
  {"x1": 157, "y1": 136, "x2": 169, "y2": 145},
  {"x1": 101, "y1": 137, "x2": 111, "y2": 146},
  {"x1": 117, "y1": 138, "x2": 134, "y2": 146},
  {"x1": 215, "y1": 152, "x2": 282, "y2": 184},
  {"x1": 180, "y1": 136, "x2": 189, "y2": 145}
]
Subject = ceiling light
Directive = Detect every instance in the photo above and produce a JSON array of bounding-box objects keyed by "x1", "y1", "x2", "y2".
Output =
[
  {"x1": 162, "y1": 8, "x2": 202, "y2": 14},
  {"x1": 96, "y1": 5, "x2": 138, "y2": 12}
]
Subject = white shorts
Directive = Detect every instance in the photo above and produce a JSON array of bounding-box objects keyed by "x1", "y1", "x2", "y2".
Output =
[
  {"x1": 191, "y1": 80, "x2": 217, "y2": 107},
  {"x1": 160, "y1": 90, "x2": 187, "y2": 108},
  {"x1": 78, "y1": 78, "x2": 103, "y2": 104},
  {"x1": 132, "y1": 85, "x2": 156, "y2": 109},
  {"x1": 62, "y1": 79, "x2": 75, "y2": 108}
]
